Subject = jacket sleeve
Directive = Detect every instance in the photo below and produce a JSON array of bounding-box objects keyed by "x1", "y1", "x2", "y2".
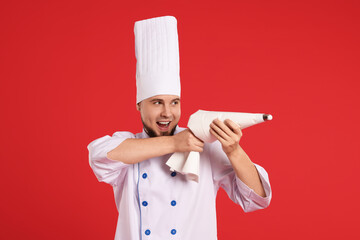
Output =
[
  {"x1": 87, "y1": 131, "x2": 135, "y2": 186},
  {"x1": 209, "y1": 140, "x2": 272, "y2": 213}
]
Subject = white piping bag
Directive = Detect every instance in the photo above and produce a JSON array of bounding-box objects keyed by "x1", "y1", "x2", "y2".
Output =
[{"x1": 165, "y1": 110, "x2": 273, "y2": 182}]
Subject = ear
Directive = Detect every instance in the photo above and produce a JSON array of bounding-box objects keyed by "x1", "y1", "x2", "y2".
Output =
[{"x1": 136, "y1": 103, "x2": 140, "y2": 111}]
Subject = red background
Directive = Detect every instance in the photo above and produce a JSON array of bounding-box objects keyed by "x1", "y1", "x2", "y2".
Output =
[{"x1": 1, "y1": 0, "x2": 359, "y2": 239}]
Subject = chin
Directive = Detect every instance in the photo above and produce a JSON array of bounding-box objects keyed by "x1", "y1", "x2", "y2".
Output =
[
  {"x1": 144, "y1": 123, "x2": 177, "y2": 138},
  {"x1": 158, "y1": 125, "x2": 177, "y2": 136},
  {"x1": 159, "y1": 130, "x2": 173, "y2": 136}
]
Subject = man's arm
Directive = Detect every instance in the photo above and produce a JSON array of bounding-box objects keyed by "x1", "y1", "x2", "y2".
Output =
[
  {"x1": 107, "y1": 129, "x2": 204, "y2": 164},
  {"x1": 210, "y1": 119, "x2": 266, "y2": 197}
]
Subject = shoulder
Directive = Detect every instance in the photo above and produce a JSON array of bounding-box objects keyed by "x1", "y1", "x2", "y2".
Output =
[
  {"x1": 112, "y1": 131, "x2": 137, "y2": 138},
  {"x1": 174, "y1": 126, "x2": 187, "y2": 133},
  {"x1": 96, "y1": 131, "x2": 136, "y2": 140},
  {"x1": 87, "y1": 131, "x2": 136, "y2": 149}
]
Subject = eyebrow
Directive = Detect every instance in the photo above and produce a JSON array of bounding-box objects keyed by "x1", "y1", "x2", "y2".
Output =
[
  {"x1": 150, "y1": 98, "x2": 180, "y2": 102},
  {"x1": 150, "y1": 99, "x2": 164, "y2": 102}
]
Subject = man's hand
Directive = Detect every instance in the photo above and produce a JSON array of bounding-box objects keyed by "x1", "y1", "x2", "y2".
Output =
[
  {"x1": 209, "y1": 118, "x2": 243, "y2": 156},
  {"x1": 172, "y1": 129, "x2": 204, "y2": 153},
  {"x1": 210, "y1": 118, "x2": 266, "y2": 197}
]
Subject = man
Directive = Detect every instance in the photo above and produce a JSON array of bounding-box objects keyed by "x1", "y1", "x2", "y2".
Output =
[{"x1": 88, "y1": 16, "x2": 271, "y2": 240}]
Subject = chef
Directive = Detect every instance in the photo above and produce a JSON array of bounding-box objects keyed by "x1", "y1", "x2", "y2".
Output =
[{"x1": 87, "y1": 15, "x2": 272, "y2": 240}]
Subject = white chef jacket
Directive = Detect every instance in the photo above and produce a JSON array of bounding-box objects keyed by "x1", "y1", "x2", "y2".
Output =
[{"x1": 87, "y1": 126, "x2": 272, "y2": 240}]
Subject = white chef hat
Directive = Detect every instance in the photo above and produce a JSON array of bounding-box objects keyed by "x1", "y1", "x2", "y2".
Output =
[{"x1": 134, "y1": 16, "x2": 181, "y2": 103}]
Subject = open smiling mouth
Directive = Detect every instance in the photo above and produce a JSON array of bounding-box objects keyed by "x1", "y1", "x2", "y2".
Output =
[{"x1": 156, "y1": 121, "x2": 171, "y2": 130}]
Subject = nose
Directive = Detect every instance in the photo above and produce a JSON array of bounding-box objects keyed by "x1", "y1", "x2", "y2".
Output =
[{"x1": 160, "y1": 105, "x2": 171, "y2": 118}]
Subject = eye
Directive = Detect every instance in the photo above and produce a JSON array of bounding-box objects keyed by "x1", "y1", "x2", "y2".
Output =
[
  {"x1": 172, "y1": 100, "x2": 179, "y2": 105},
  {"x1": 153, "y1": 101, "x2": 161, "y2": 105}
]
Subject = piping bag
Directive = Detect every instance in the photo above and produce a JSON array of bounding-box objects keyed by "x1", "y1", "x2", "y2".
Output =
[{"x1": 165, "y1": 110, "x2": 273, "y2": 182}]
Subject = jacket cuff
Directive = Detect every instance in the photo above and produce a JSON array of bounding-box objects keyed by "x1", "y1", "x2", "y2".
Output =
[{"x1": 235, "y1": 163, "x2": 272, "y2": 208}]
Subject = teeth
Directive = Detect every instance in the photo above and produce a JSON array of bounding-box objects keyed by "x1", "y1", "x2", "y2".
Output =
[{"x1": 158, "y1": 121, "x2": 170, "y2": 125}]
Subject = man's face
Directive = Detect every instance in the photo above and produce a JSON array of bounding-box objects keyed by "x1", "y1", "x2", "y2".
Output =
[{"x1": 137, "y1": 95, "x2": 181, "y2": 137}]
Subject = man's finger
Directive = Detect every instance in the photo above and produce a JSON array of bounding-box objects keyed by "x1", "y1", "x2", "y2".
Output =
[
  {"x1": 195, "y1": 146, "x2": 204, "y2": 152},
  {"x1": 224, "y1": 119, "x2": 242, "y2": 136},
  {"x1": 212, "y1": 119, "x2": 236, "y2": 139},
  {"x1": 209, "y1": 126, "x2": 226, "y2": 145},
  {"x1": 188, "y1": 128, "x2": 204, "y2": 143},
  {"x1": 195, "y1": 140, "x2": 204, "y2": 147},
  {"x1": 210, "y1": 121, "x2": 230, "y2": 141}
]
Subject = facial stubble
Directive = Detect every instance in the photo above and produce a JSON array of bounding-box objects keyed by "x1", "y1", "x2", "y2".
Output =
[{"x1": 141, "y1": 118, "x2": 177, "y2": 138}]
